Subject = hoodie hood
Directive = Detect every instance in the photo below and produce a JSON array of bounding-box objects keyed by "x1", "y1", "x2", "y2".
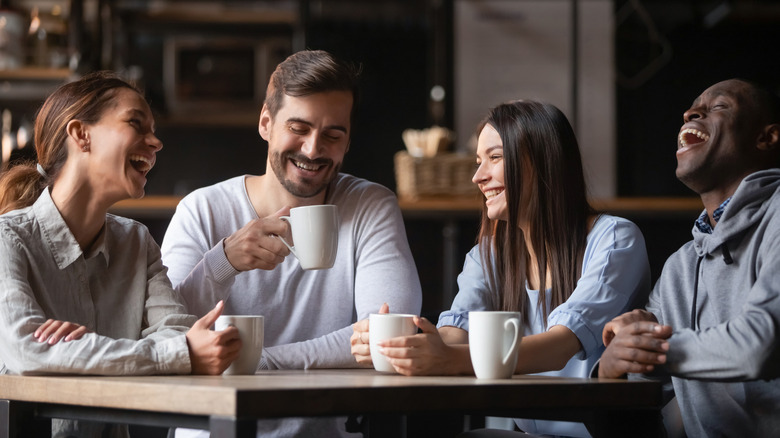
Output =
[{"x1": 693, "y1": 168, "x2": 780, "y2": 257}]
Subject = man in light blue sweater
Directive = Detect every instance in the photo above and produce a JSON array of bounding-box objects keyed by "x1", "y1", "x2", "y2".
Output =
[
  {"x1": 599, "y1": 79, "x2": 780, "y2": 437},
  {"x1": 162, "y1": 50, "x2": 422, "y2": 438}
]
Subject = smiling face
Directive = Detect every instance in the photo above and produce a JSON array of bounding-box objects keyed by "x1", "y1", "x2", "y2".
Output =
[
  {"x1": 260, "y1": 91, "x2": 352, "y2": 199},
  {"x1": 676, "y1": 79, "x2": 766, "y2": 195},
  {"x1": 473, "y1": 124, "x2": 509, "y2": 221},
  {"x1": 85, "y1": 88, "x2": 162, "y2": 201}
]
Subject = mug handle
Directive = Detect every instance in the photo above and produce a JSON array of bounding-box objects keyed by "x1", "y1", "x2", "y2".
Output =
[
  {"x1": 276, "y1": 216, "x2": 298, "y2": 259},
  {"x1": 502, "y1": 319, "x2": 521, "y2": 366}
]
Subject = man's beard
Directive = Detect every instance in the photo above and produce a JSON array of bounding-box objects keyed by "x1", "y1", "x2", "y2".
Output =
[{"x1": 270, "y1": 150, "x2": 341, "y2": 198}]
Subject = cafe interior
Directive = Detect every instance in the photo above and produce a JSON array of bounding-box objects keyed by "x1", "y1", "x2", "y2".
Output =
[{"x1": 1, "y1": 0, "x2": 779, "y2": 435}]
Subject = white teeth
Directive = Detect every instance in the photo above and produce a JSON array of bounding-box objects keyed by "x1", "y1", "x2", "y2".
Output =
[
  {"x1": 129, "y1": 154, "x2": 152, "y2": 172},
  {"x1": 484, "y1": 189, "x2": 503, "y2": 199},
  {"x1": 678, "y1": 128, "x2": 710, "y2": 148},
  {"x1": 293, "y1": 160, "x2": 322, "y2": 171}
]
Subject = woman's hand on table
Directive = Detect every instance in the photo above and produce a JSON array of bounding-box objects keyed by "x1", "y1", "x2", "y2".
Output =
[
  {"x1": 351, "y1": 303, "x2": 389, "y2": 366},
  {"x1": 186, "y1": 301, "x2": 242, "y2": 375},
  {"x1": 379, "y1": 317, "x2": 471, "y2": 376},
  {"x1": 34, "y1": 319, "x2": 90, "y2": 344}
]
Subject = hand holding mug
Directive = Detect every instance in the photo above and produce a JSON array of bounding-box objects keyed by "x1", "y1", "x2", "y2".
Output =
[
  {"x1": 186, "y1": 301, "x2": 242, "y2": 375},
  {"x1": 215, "y1": 315, "x2": 264, "y2": 375},
  {"x1": 351, "y1": 303, "x2": 389, "y2": 366},
  {"x1": 224, "y1": 207, "x2": 291, "y2": 271},
  {"x1": 369, "y1": 313, "x2": 417, "y2": 373}
]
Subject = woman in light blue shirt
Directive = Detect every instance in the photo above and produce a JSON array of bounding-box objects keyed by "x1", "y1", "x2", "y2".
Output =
[{"x1": 352, "y1": 101, "x2": 651, "y2": 437}]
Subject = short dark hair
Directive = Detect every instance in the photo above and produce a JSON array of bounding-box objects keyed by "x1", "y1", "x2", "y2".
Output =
[{"x1": 264, "y1": 50, "x2": 362, "y2": 124}]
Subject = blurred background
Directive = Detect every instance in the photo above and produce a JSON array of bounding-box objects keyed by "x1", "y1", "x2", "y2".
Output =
[{"x1": 3, "y1": 0, "x2": 780, "y2": 319}]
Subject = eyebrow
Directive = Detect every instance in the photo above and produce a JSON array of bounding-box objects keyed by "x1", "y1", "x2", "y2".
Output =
[{"x1": 286, "y1": 117, "x2": 348, "y2": 134}]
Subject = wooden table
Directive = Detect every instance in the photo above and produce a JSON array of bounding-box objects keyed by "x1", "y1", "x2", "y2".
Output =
[{"x1": 0, "y1": 369, "x2": 661, "y2": 438}]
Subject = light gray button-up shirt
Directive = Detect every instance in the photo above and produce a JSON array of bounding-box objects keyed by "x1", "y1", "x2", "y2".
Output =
[{"x1": 0, "y1": 188, "x2": 195, "y2": 376}]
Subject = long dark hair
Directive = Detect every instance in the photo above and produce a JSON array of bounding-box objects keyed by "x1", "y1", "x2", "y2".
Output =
[
  {"x1": 477, "y1": 100, "x2": 594, "y2": 327},
  {"x1": 0, "y1": 71, "x2": 138, "y2": 215}
]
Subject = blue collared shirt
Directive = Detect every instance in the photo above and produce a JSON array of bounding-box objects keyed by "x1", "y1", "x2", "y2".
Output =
[{"x1": 695, "y1": 197, "x2": 732, "y2": 234}]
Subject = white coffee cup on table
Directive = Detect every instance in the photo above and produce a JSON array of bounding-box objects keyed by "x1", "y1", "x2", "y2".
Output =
[
  {"x1": 369, "y1": 313, "x2": 417, "y2": 373},
  {"x1": 278, "y1": 205, "x2": 339, "y2": 270},
  {"x1": 215, "y1": 315, "x2": 264, "y2": 375},
  {"x1": 468, "y1": 311, "x2": 522, "y2": 379}
]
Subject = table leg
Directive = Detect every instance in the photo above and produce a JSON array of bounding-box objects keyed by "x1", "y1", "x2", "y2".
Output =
[
  {"x1": 364, "y1": 414, "x2": 406, "y2": 438},
  {"x1": 0, "y1": 400, "x2": 51, "y2": 438},
  {"x1": 442, "y1": 219, "x2": 459, "y2": 309},
  {"x1": 589, "y1": 409, "x2": 662, "y2": 437},
  {"x1": 209, "y1": 416, "x2": 257, "y2": 438}
]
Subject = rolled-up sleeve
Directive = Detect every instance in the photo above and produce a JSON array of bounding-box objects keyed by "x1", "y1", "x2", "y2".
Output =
[{"x1": 548, "y1": 217, "x2": 651, "y2": 359}]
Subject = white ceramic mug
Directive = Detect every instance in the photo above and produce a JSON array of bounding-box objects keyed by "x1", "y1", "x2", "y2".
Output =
[
  {"x1": 278, "y1": 205, "x2": 339, "y2": 270},
  {"x1": 368, "y1": 313, "x2": 417, "y2": 373},
  {"x1": 468, "y1": 311, "x2": 522, "y2": 379},
  {"x1": 215, "y1": 315, "x2": 264, "y2": 375}
]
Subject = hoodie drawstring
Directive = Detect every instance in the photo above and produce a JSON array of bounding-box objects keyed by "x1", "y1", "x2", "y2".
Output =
[
  {"x1": 691, "y1": 255, "x2": 703, "y2": 330},
  {"x1": 722, "y1": 244, "x2": 733, "y2": 265}
]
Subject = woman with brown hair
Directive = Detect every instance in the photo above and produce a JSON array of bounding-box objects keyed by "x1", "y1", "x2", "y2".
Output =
[
  {"x1": 0, "y1": 71, "x2": 240, "y2": 437},
  {"x1": 353, "y1": 100, "x2": 651, "y2": 437}
]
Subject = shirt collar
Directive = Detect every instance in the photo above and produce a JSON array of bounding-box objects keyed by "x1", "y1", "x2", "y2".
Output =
[
  {"x1": 695, "y1": 197, "x2": 731, "y2": 234},
  {"x1": 32, "y1": 188, "x2": 109, "y2": 269}
]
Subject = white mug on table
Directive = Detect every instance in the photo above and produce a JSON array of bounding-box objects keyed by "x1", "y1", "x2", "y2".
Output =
[
  {"x1": 278, "y1": 205, "x2": 339, "y2": 270},
  {"x1": 215, "y1": 315, "x2": 264, "y2": 375},
  {"x1": 368, "y1": 313, "x2": 417, "y2": 373},
  {"x1": 468, "y1": 311, "x2": 522, "y2": 379}
]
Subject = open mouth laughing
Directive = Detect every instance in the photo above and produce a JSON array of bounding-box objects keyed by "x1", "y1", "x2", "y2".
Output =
[
  {"x1": 129, "y1": 154, "x2": 154, "y2": 174},
  {"x1": 678, "y1": 128, "x2": 710, "y2": 150},
  {"x1": 292, "y1": 159, "x2": 326, "y2": 172},
  {"x1": 483, "y1": 188, "x2": 504, "y2": 200}
]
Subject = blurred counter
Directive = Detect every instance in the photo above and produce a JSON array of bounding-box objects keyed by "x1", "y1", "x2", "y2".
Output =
[{"x1": 110, "y1": 195, "x2": 704, "y2": 219}]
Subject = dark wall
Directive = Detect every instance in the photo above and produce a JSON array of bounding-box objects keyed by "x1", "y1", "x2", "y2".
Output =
[{"x1": 615, "y1": 0, "x2": 780, "y2": 196}]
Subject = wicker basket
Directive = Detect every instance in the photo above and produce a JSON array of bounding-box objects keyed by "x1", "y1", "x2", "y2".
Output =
[{"x1": 394, "y1": 151, "x2": 480, "y2": 199}]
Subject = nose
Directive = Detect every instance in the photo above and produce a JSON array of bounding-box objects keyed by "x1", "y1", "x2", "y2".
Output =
[
  {"x1": 683, "y1": 106, "x2": 703, "y2": 123},
  {"x1": 147, "y1": 132, "x2": 163, "y2": 151},
  {"x1": 300, "y1": 133, "x2": 321, "y2": 157},
  {"x1": 472, "y1": 162, "x2": 488, "y2": 185}
]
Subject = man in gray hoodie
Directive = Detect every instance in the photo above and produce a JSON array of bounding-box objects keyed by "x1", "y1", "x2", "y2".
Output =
[{"x1": 598, "y1": 78, "x2": 780, "y2": 437}]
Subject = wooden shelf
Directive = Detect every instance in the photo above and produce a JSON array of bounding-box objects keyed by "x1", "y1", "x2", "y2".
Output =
[
  {"x1": 110, "y1": 195, "x2": 704, "y2": 221},
  {"x1": 0, "y1": 67, "x2": 73, "y2": 81}
]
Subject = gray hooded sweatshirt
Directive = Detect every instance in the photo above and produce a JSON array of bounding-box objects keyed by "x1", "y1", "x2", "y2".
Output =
[{"x1": 646, "y1": 169, "x2": 780, "y2": 437}]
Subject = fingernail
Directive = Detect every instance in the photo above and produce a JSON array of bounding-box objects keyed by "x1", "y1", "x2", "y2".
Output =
[
  {"x1": 658, "y1": 354, "x2": 666, "y2": 362},
  {"x1": 661, "y1": 342, "x2": 669, "y2": 351},
  {"x1": 48, "y1": 338, "x2": 57, "y2": 345}
]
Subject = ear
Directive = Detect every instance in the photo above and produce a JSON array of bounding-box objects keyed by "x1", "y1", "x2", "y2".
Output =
[
  {"x1": 258, "y1": 104, "x2": 272, "y2": 141},
  {"x1": 757, "y1": 123, "x2": 780, "y2": 152},
  {"x1": 65, "y1": 119, "x2": 90, "y2": 152}
]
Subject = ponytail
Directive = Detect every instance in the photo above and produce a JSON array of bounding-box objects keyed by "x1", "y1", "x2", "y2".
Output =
[{"x1": 0, "y1": 162, "x2": 49, "y2": 214}]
